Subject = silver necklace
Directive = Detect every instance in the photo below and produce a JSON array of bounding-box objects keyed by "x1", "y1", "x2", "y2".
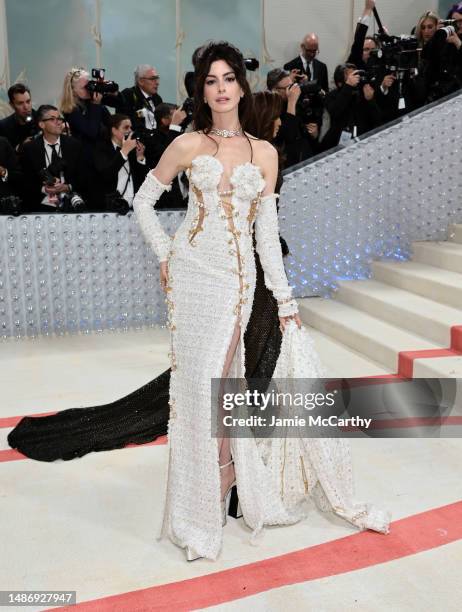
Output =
[{"x1": 210, "y1": 127, "x2": 242, "y2": 138}]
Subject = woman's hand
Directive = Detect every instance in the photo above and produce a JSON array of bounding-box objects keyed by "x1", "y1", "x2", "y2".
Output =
[
  {"x1": 160, "y1": 261, "x2": 169, "y2": 293},
  {"x1": 279, "y1": 312, "x2": 302, "y2": 333}
]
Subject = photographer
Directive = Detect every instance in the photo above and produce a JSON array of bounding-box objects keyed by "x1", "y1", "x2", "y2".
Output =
[
  {"x1": 284, "y1": 33, "x2": 329, "y2": 92},
  {"x1": 348, "y1": 1, "x2": 380, "y2": 70},
  {"x1": 120, "y1": 65, "x2": 162, "y2": 132},
  {"x1": 421, "y1": 4, "x2": 462, "y2": 101},
  {"x1": 415, "y1": 11, "x2": 439, "y2": 47},
  {"x1": 59, "y1": 67, "x2": 112, "y2": 163},
  {"x1": 20, "y1": 105, "x2": 87, "y2": 212},
  {"x1": 0, "y1": 84, "x2": 38, "y2": 151},
  {"x1": 267, "y1": 68, "x2": 320, "y2": 167},
  {"x1": 93, "y1": 114, "x2": 149, "y2": 211},
  {"x1": 321, "y1": 63, "x2": 382, "y2": 150}
]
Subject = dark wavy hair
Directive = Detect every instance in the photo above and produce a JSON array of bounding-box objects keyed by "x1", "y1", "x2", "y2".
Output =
[
  {"x1": 251, "y1": 91, "x2": 283, "y2": 142},
  {"x1": 193, "y1": 41, "x2": 254, "y2": 134}
]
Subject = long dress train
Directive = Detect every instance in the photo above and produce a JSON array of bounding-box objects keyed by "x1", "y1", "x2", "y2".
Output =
[{"x1": 132, "y1": 155, "x2": 391, "y2": 560}]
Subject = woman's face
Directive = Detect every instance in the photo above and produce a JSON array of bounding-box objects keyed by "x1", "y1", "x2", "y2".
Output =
[
  {"x1": 421, "y1": 18, "x2": 437, "y2": 42},
  {"x1": 73, "y1": 76, "x2": 91, "y2": 100},
  {"x1": 203, "y1": 59, "x2": 243, "y2": 115},
  {"x1": 273, "y1": 116, "x2": 282, "y2": 139},
  {"x1": 451, "y1": 11, "x2": 462, "y2": 34},
  {"x1": 112, "y1": 119, "x2": 132, "y2": 142}
]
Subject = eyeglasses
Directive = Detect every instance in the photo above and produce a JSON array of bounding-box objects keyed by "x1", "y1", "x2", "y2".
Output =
[
  {"x1": 140, "y1": 76, "x2": 160, "y2": 81},
  {"x1": 42, "y1": 116, "x2": 65, "y2": 123}
]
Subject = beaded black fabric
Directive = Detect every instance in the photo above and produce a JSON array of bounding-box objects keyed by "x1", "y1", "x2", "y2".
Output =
[{"x1": 7, "y1": 246, "x2": 283, "y2": 462}]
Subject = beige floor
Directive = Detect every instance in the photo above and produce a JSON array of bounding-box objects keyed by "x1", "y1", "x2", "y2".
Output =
[{"x1": 1, "y1": 327, "x2": 461, "y2": 611}]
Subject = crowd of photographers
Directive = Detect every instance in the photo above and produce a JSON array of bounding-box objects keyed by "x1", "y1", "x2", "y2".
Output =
[{"x1": 1, "y1": 0, "x2": 462, "y2": 215}]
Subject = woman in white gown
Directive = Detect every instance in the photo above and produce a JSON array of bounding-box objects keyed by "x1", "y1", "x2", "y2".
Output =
[{"x1": 133, "y1": 42, "x2": 391, "y2": 561}]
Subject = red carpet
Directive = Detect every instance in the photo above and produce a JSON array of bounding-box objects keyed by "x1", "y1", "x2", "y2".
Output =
[{"x1": 47, "y1": 500, "x2": 462, "y2": 612}]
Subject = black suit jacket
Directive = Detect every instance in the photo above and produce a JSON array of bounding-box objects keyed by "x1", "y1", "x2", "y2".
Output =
[
  {"x1": 120, "y1": 86, "x2": 162, "y2": 129},
  {"x1": 321, "y1": 85, "x2": 382, "y2": 150},
  {"x1": 93, "y1": 139, "x2": 149, "y2": 197},
  {"x1": 19, "y1": 135, "x2": 88, "y2": 211},
  {"x1": 0, "y1": 111, "x2": 38, "y2": 150},
  {"x1": 284, "y1": 56, "x2": 329, "y2": 91},
  {"x1": 347, "y1": 22, "x2": 369, "y2": 70},
  {"x1": 0, "y1": 136, "x2": 23, "y2": 198}
]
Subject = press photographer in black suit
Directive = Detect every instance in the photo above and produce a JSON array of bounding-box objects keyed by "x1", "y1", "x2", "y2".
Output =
[
  {"x1": 0, "y1": 84, "x2": 38, "y2": 151},
  {"x1": 321, "y1": 63, "x2": 382, "y2": 151},
  {"x1": 0, "y1": 136, "x2": 23, "y2": 199},
  {"x1": 93, "y1": 114, "x2": 149, "y2": 211},
  {"x1": 284, "y1": 33, "x2": 329, "y2": 92},
  {"x1": 20, "y1": 105, "x2": 88, "y2": 212},
  {"x1": 267, "y1": 68, "x2": 320, "y2": 166}
]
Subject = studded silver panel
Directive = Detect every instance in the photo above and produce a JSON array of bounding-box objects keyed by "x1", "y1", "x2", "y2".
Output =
[
  {"x1": 0, "y1": 211, "x2": 185, "y2": 338},
  {"x1": 280, "y1": 94, "x2": 462, "y2": 297}
]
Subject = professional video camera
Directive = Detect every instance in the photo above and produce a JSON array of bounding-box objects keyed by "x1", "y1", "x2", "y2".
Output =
[
  {"x1": 85, "y1": 68, "x2": 119, "y2": 95},
  {"x1": 372, "y1": 34, "x2": 419, "y2": 72},
  {"x1": 366, "y1": 5, "x2": 420, "y2": 77}
]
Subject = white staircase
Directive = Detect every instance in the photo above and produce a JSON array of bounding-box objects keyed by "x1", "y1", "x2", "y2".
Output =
[{"x1": 299, "y1": 224, "x2": 462, "y2": 378}]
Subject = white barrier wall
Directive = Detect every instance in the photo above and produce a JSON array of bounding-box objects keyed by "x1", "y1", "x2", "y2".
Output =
[{"x1": 280, "y1": 93, "x2": 462, "y2": 297}]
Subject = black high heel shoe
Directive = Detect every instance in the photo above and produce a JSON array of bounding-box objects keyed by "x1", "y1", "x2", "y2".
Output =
[{"x1": 227, "y1": 484, "x2": 243, "y2": 519}]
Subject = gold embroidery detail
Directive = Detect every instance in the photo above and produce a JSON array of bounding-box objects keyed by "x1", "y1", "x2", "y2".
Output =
[
  {"x1": 247, "y1": 192, "x2": 262, "y2": 233},
  {"x1": 300, "y1": 456, "x2": 309, "y2": 494},
  {"x1": 219, "y1": 192, "x2": 247, "y2": 320},
  {"x1": 188, "y1": 183, "x2": 208, "y2": 246}
]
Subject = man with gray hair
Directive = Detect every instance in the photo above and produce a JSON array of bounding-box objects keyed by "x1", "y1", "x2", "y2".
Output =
[
  {"x1": 284, "y1": 33, "x2": 329, "y2": 92},
  {"x1": 120, "y1": 64, "x2": 163, "y2": 133}
]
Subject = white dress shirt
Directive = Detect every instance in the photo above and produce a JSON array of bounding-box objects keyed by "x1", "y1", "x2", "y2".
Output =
[
  {"x1": 140, "y1": 89, "x2": 157, "y2": 130},
  {"x1": 41, "y1": 136, "x2": 65, "y2": 207},
  {"x1": 299, "y1": 54, "x2": 314, "y2": 80},
  {"x1": 113, "y1": 141, "x2": 146, "y2": 207}
]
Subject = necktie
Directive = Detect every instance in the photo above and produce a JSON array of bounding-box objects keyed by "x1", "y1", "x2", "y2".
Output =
[
  {"x1": 305, "y1": 64, "x2": 312, "y2": 80},
  {"x1": 49, "y1": 143, "x2": 59, "y2": 165}
]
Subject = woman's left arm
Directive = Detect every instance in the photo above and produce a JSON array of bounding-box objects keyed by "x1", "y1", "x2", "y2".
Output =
[{"x1": 254, "y1": 144, "x2": 300, "y2": 329}]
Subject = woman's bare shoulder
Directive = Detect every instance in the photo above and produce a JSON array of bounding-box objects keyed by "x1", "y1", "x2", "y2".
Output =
[{"x1": 251, "y1": 138, "x2": 278, "y2": 168}]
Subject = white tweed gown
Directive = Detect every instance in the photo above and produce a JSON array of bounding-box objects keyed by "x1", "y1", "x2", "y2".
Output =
[{"x1": 133, "y1": 154, "x2": 391, "y2": 560}]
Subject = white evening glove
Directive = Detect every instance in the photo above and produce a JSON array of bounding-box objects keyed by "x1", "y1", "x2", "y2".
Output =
[
  {"x1": 132, "y1": 173, "x2": 173, "y2": 262},
  {"x1": 254, "y1": 193, "x2": 298, "y2": 317}
]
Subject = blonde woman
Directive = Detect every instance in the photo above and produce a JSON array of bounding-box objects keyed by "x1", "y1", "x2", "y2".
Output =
[
  {"x1": 415, "y1": 11, "x2": 440, "y2": 45},
  {"x1": 60, "y1": 67, "x2": 111, "y2": 163}
]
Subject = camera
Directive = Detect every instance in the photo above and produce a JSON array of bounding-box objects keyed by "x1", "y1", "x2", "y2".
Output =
[
  {"x1": 435, "y1": 22, "x2": 458, "y2": 40},
  {"x1": 243, "y1": 58, "x2": 259, "y2": 71},
  {"x1": 295, "y1": 80, "x2": 325, "y2": 123},
  {"x1": 105, "y1": 191, "x2": 130, "y2": 215},
  {"x1": 57, "y1": 191, "x2": 86, "y2": 212},
  {"x1": 85, "y1": 68, "x2": 119, "y2": 95},
  {"x1": 0, "y1": 195, "x2": 22, "y2": 216},
  {"x1": 371, "y1": 34, "x2": 420, "y2": 73},
  {"x1": 39, "y1": 157, "x2": 67, "y2": 186}
]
